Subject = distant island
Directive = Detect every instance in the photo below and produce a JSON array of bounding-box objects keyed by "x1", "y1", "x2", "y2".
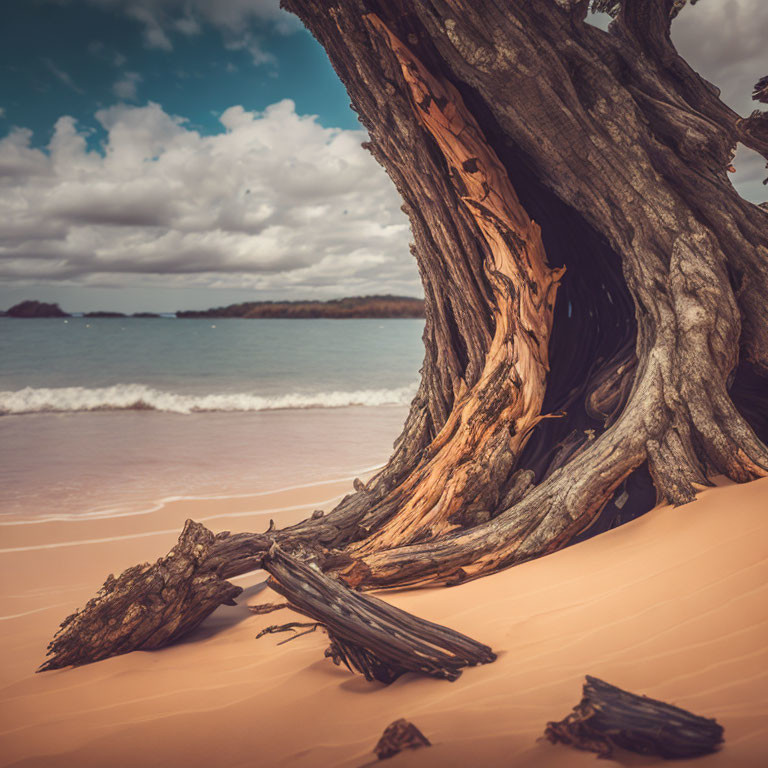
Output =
[
  {"x1": 176, "y1": 296, "x2": 425, "y2": 319},
  {"x1": 5, "y1": 300, "x2": 69, "y2": 318},
  {"x1": 3, "y1": 296, "x2": 425, "y2": 319}
]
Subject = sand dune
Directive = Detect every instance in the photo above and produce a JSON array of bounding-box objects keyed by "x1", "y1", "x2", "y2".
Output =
[{"x1": 0, "y1": 477, "x2": 766, "y2": 767}]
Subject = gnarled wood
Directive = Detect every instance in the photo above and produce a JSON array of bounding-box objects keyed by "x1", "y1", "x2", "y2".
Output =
[
  {"x1": 41, "y1": 525, "x2": 496, "y2": 680},
  {"x1": 261, "y1": 545, "x2": 496, "y2": 683},
  {"x1": 296, "y1": 0, "x2": 768, "y2": 589},
  {"x1": 345, "y1": 15, "x2": 562, "y2": 553},
  {"x1": 39, "y1": 520, "x2": 241, "y2": 671},
  {"x1": 544, "y1": 675, "x2": 724, "y2": 759}
]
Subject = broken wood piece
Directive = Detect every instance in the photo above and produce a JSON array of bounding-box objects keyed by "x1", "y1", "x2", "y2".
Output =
[
  {"x1": 39, "y1": 520, "x2": 242, "y2": 672},
  {"x1": 544, "y1": 676, "x2": 724, "y2": 759},
  {"x1": 260, "y1": 544, "x2": 496, "y2": 683},
  {"x1": 374, "y1": 719, "x2": 431, "y2": 760}
]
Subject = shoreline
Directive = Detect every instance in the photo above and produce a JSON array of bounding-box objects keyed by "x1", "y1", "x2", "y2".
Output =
[
  {"x1": 0, "y1": 476, "x2": 766, "y2": 767},
  {"x1": 0, "y1": 473, "x2": 369, "y2": 566},
  {"x1": 0, "y1": 405, "x2": 410, "y2": 523},
  {"x1": 0, "y1": 463, "x2": 384, "y2": 527}
]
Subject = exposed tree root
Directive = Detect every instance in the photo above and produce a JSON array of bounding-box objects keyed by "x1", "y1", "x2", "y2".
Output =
[{"x1": 40, "y1": 536, "x2": 496, "y2": 682}]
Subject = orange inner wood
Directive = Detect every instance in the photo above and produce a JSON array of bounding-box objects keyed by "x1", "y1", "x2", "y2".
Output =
[{"x1": 350, "y1": 16, "x2": 563, "y2": 554}]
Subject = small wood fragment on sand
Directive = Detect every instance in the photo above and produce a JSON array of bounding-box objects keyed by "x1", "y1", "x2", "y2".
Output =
[
  {"x1": 374, "y1": 719, "x2": 431, "y2": 760},
  {"x1": 544, "y1": 675, "x2": 724, "y2": 759}
]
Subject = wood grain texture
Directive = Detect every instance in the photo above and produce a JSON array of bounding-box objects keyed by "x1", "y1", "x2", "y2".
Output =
[
  {"x1": 262, "y1": 545, "x2": 496, "y2": 683},
  {"x1": 545, "y1": 675, "x2": 725, "y2": 758}
]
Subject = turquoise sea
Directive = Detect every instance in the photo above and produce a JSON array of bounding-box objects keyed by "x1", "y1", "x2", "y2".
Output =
[{"x1": 0, "y1": 317, "x2": 424, "y2": 518}]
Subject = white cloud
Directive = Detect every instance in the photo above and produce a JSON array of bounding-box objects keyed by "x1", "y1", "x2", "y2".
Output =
[
  {"x1": 126, "y1": 5, "x2": 173, "y2": 50},
  {"x1": 223, "y1": 35, "x2": 275, "y2": 67},
  {"x1": 112, "y1": 71, "x2": 142, "y2": 101},
  {"x1": 729, "y1": 144, "x2": 768, "y2": 203},
  {"x1": 42, "y1": 58, "x2": 85, "y2": 94},
  {"x1": 0, "y1": 101, "x2": 415, "y2": 298},
  {"x1": 75, "y1": 0, "x2": 299, "y2": 56}
]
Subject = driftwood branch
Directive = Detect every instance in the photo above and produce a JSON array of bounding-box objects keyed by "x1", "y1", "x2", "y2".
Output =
[
  {"x1": 260, "y1": 545, "x2": 496, "y2": 683},
  {"x1": 544, "y1": 676, "x2": 724, "y2": 759},
  {"x1": 39, "y1": 520, "x2": 241, "y2": 672},
  {"x1": 39, "y1": 523, "x2": 495, "y2": 684}
]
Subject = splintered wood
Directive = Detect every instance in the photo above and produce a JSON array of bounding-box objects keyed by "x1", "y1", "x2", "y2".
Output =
[
  {"x1": 545, "y1": 676, "x2": 725, "y2": 759},
  {"x1": 261, "y1": 545, "x2": 496, "y2": 683},
  {"x1": 342, "y1": 16, "x2": 563, "y2": 560}
]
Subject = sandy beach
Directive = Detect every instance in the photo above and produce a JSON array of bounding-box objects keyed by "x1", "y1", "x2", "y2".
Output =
[{"x1": 0, "y1": 475, "x2": 765, "y2": 767}]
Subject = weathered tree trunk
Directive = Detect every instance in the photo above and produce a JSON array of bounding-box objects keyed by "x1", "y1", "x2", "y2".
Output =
[
  {"x1": 282, "y1": 0, "x2": 768, "y2": 588},
  {"x1": 41, "y1": 0, "x2": 768, "y2": 670}
]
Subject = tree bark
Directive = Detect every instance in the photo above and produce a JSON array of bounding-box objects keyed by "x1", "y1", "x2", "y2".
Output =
[
  {"x1": 260, "y1": 545, "x2": 495, "y2": 683},
  {"x1": 41, "y1": 0, "x2": 768, "y2": 670},
  {"x1": 41, "y1": 524, "x2": 495, "y2": 680}
]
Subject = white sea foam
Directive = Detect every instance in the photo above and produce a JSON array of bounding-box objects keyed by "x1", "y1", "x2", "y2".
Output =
[{"x1": 0, "y1": 383, "x2": 415, "y2": 416}]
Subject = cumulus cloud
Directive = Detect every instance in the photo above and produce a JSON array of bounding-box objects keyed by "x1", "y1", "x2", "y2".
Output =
[
  {"x1": 0, "y1": 100, "x2": 415, "y2": 296},
  {"x1": 112, "y1": 71, "x2": 142, "y2": 100},
  {"x1": 73, "y1": 0, "x2": 299, "y2": 54}
]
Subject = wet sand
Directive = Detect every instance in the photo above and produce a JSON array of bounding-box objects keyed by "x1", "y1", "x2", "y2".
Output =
[{"x1": 1, "y1": 476, "x2": 766, "y2": 767}]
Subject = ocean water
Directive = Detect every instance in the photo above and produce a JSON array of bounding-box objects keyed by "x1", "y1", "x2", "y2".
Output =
[{"x1": 0, "y1": 317, "x2": 424, "y2": 518}]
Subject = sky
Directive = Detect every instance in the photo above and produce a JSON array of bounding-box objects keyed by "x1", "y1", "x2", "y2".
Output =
[{"x1": 0, "y1": 0, "x2": 766, "y2": 313}]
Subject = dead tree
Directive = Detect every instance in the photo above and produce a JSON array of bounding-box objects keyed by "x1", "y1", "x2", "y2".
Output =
[{"x1": 41, "y1": 0, "x2": 768, "y2": 671}]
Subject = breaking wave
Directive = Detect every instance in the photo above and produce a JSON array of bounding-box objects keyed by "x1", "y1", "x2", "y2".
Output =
[{"x1": 0, "y1": 383, "x2": 416, "y2": 416}]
